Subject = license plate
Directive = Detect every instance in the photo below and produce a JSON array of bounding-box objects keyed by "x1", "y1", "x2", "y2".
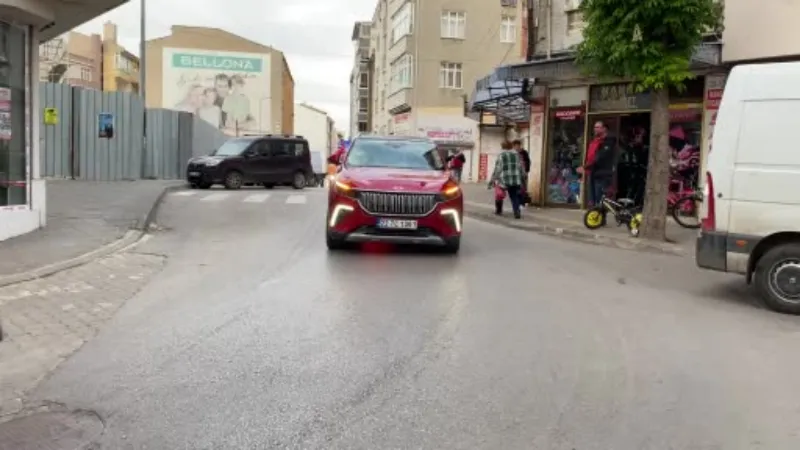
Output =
[
  {"x1": 188, "y1": 171, "x2": 200, "y2": 176},
  {"x1": 377, "y1": 218, "x2": 418, "y2": 230}
]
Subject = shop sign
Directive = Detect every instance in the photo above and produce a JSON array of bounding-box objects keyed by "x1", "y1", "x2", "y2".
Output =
[
  {"x1": 589, "y1": 83, "x2": 651, "y2": 112},
  {"x1": 416, "y1": 115, "x2": 476, "y2": 144},
  {"x1": 705, "y1": 89, "x2": 723, "y2": 110},
  {"x1": 554, "y1": 108, "x2": 584, "y2": 120},
  {"x1": 44, "y1": 107, "x2": 58, "y2": 125}
]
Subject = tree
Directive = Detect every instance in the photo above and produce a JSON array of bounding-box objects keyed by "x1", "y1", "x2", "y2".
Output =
[{"x1": 575, "y1": 0, "x2": 722, "y2": 240}]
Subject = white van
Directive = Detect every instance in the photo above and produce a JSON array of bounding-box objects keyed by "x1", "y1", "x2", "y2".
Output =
[{"x1": 696, "y1": 62, "x2": 800, "y2": 314}]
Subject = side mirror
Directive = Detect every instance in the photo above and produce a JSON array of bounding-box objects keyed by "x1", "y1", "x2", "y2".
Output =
[{"x1": 327, "y1": 155, "x2": 339, "y2": 165}]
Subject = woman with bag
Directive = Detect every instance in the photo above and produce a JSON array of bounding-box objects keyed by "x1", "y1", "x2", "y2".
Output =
[{"x1": 488, "y1": 141, "x2": 526, "y2": 219}]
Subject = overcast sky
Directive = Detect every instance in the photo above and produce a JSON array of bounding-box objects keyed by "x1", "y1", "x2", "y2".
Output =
[{"x1": 76, "y1": 0, "x2": 374, "y2": 133}]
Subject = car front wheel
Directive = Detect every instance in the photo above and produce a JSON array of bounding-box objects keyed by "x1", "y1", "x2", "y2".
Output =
[
  {"x1": 326, "y1": 231, "x2": 346, "y2": 251},
  {"x1": 442, "y1": 236, "x2": 461, "y2": 254},
  {"x1": 223, "y1": 171, "x2": 243, "y2": 190}
]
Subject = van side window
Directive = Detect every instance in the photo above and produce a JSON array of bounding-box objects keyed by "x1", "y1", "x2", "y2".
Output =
[
  {"x1": 254, "y1": 141, "x2": 271, "y2": 156},
  {"x1": 272, "y1": 141, "x2": 293, "y2": 157},
  {"x1": 294, "y1": 143, "x2": 306, "y2": 156}
]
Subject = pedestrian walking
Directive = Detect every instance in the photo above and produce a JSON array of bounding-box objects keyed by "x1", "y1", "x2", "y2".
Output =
[
  {"x1": 446, "y1": 149, "x2": 466, "y2": 183},
  {"x1": 489, "y1": 141, "x2": 526, "y2": 219},
  {"x1": 512, "y1": 139, "x2": 532, "y2": 206}
]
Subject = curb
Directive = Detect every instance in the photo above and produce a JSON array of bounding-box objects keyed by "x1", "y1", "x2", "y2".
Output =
[
  {"x1": 464, "y1": 208, "x2": 687, "y2": 256},
  {"x1": 0, "y1": 184, "x2": 183, "y2": 288}
]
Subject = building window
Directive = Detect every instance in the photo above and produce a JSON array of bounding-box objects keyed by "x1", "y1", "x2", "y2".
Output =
[
  {"x1": 439, "y1": 62, "x2": 463, "y2": 89},
  {"x1": 500, "y1": 16, "x2": 516, "y2": 43},
  {"x1": 390, "y1": 53, "x2": 412, "y2": 93},
  {"x1": 359, "y1": 72, "x2": 368, "y2": 88},
  {"x1": 80, "y1": 66, "x2": 92, "y2": 81},
  {"x1": 391, "y1": 2, "x2": 413, "y2": 44},
  {"x1": 441, "y1": 11, "x2": 466, "y2": 39},
  {"x1": 566, "y1": 10, "x2": 584, "y2": 32},
  {"x1": 359, "y1": 97, "x2": 368, "y2": 112},
  {"x1": 358, "y1": 122, "x2": 368, "y2": 132}
]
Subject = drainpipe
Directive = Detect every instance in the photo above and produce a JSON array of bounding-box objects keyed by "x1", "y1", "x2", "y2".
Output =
[{"x1": 546, "y1": 0, "x2": 552, "y2": 59}]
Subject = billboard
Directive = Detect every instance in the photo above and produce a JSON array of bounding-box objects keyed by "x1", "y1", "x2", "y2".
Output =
[{"x1": 162, "y1": 48, "x2": 271, "y2": 136}]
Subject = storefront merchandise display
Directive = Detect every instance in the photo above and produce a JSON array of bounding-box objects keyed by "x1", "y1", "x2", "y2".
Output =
[
  {"x1": 0, "y1": 22, "x2": 26, "y2": 207},
  {"x1": 546, "y1": 108, "x2": 584, "y2": 205}
]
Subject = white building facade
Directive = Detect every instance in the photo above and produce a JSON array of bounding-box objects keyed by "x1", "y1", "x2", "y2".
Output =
[{"x1": 0, "y1": 0, "x2": 127, "y2": 241}]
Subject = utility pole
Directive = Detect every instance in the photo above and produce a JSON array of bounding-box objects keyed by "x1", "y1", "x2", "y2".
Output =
[
  {"x1": 139, "y1": 0, "x2": 147, "y2": 178},
  {"x1": 526, "y1": 0, "x2": 536, "y2": 61}
]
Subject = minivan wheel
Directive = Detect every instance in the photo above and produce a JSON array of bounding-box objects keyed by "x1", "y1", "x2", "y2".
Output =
[
  {"x1": 754, "y1": 243, "x2": 800, "y2": 314},
  {"x1": 223, "y1": 171, "x2": 243, "y2": 190},
  {"x1": 292, "y1": 172, "x2": 306, "y2": 190}
]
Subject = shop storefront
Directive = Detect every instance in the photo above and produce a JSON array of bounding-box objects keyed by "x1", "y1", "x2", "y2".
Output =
[
  {"x1": 0, "y1": 20, "x2": 41, "y2": 241},
  {"x1": 415, "y1": 112, "x2": 479, "y2": 181},
  {"x1": 0, "y1": 0, "x2": 127, "y2": 241}
]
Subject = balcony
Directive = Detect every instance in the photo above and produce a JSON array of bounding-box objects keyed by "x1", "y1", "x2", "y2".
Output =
[{"x1": 387, "y1": 88, "x2": 412, "y2": 114}]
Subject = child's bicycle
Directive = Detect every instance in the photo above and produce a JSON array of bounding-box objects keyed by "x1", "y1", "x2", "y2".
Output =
[{"x1": 583, "y1": 195, "x2": 644, "y2": 237}]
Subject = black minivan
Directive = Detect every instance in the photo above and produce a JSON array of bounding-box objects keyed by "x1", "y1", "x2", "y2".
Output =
[{"x1": 186, "y1": 135, "x2": 313, "y2": 190}]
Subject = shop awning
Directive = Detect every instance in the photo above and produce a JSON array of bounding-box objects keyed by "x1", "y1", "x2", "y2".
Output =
[
  {"x1": 468, "y1": 69, "x2": 531, "y2": 124},
  {"x1": 493, "y1": 41, "x2": 723, "y2": 84}
]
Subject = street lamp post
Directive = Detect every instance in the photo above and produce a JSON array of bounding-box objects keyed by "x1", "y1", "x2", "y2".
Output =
[{"x1": 139, "y1": 0, "x2": 147, "y2": 178}]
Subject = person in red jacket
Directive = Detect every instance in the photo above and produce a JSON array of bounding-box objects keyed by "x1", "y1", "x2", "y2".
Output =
[
  {"x1": 578, "y1": 120, "x2": 617, "y2": 206},
  {"x1": 446, "y1": 149, "x2": 466, "y2": 183}
]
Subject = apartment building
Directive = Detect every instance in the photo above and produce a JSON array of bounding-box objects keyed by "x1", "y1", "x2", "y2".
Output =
[
  {"x1": 349, "y1": 21, "x2": 372, "y2": 138},
  {"x1": 368, "y1": 0, "x2": 525, "y2": 154},
  {"x1": 38, "y1": 31, "x2": 102, "y2": 89},
  {"x1": 144, "y1": 26, "x2": 295, "y2": 136},
  {"x1": 102, "y1": 22, "x2": 140, "y2": 93}
]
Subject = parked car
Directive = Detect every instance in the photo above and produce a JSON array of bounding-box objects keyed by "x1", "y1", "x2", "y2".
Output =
[
  {"x1": 696, "y1": 61, "x2": 800, "y2": 314},
  {"x1": 186, "y1": 135, "x2": 313, "y2": 190},
  {"x1": 325, "y1": 135, "x2": 463, "y2": 253}
]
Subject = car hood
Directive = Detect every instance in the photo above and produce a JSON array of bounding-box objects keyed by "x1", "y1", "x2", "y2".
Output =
[
  {"x1": 341, "y1": 167, "x2": 449, "y2": 192},
  {"x1": 189, "y1": 155, "x2": 227, "y2": 164}
]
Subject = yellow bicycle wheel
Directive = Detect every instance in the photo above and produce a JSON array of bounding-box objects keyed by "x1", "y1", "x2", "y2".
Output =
[
  {"x1": 583, "y1": 208, "x2": 606, "y2": 229},
  {"x1": 629, "y1": 213, "x2": 643, "y2": 237}
]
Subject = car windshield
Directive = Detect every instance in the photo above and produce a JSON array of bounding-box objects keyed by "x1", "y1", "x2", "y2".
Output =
[
  {"x1": 211, "y1": 139, "x2": 252, "y2": 156},
  {"x1": 345, "y1": 139, "x2": 444, "y2": 170}
]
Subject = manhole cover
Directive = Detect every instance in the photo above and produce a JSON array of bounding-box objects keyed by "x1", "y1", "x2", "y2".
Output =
[{"x1": 0, "y1": 410, "x2": 103, "y2": 450}]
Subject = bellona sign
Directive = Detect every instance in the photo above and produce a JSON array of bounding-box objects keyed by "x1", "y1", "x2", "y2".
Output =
[{"x1": 171, "y1": 53, "x2": 263, "y2": 73}]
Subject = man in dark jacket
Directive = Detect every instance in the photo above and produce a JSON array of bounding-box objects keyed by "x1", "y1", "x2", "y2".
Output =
[
  {"x1": 512, "y1": 140, "x2": 532, "y2": 205},
  {"x1": 579, "y1": 120, "x2": 616, "y2": 207}
]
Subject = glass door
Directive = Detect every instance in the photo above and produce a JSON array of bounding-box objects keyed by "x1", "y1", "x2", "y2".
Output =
[{"x1": 545, "y1": 107, "x2": 586, "y2": 206}]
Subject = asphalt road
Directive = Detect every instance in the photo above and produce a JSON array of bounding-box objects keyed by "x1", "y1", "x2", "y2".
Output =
[{"x1": 31, "y1": 186, "x2": 800, "y2": 449}]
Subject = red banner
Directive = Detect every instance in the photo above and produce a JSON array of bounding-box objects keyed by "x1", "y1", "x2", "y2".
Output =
[
  {"x1": 554, "y1": 108, "x2": 583, "y2": 120},
  {"x1": 478, "y1": 154, "x2": 488, "y2": 181}
]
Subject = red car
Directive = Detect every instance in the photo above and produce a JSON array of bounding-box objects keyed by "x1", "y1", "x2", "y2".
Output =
[{"x1": 326, "y1": 135, "x2": 463, "y2": 253}]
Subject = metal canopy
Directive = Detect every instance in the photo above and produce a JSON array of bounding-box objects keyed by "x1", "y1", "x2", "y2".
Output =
[{"x1": 468, "y1": 69, "x2": 531, "y2": 124}]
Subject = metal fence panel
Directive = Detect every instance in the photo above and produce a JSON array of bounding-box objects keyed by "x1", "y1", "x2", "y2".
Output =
[
  {"x1": 191, "y1": 115, "x2": 229, "y2": 159},
  {"x1": 145, "y1": 108, "x2": 179, "y2": 179},
  {"x1": 39, "y1": 83, "x2": 73, "y2": 178},
  {"x1": 76, "y1": 89, "x2": 143, "y2": 181}
]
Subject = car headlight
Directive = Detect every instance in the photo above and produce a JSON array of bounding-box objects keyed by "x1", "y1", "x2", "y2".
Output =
[
  {"x1": 332, "y1": 177, "x2": 356, "y2": 197},
  {"x1": 205, "y1": 160, "x2": 221, "y2": 166},
  {"x1": 438, "y1": 180, "x2": 461, "y2": 201}
]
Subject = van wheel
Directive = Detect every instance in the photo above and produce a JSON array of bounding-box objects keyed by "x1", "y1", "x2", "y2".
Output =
[
  {"x1": 223, "y1": 171, "x2": 243, "y2": 190},
  {"x1": 754, "y1": 243, "x2": 800, "y2": 314},
  {"x1": 292, "y1": 172, "x2": 306, "y2": 190}
]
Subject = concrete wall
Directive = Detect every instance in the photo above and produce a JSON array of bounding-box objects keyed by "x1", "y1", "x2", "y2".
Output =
[{"x1": 722, "y1": 0, "x2": 800, "y2": 62}]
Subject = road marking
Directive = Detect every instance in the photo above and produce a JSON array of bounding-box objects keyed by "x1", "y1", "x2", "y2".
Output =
[
  {"x1": 286, "y1": 195, "x2": 306, "y2": 204},
  {"x1": 243, "y1": 193, "x2": 271, "y2": 203},
  {"x1": 172, "y1": 191, "x2": 196, "y2": 196},
  {"x1": 201, "y1": 193, "x2": 229, "y2": 202}
]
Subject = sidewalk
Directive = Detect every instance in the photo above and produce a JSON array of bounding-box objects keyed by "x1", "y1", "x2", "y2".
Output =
[
  {"x1": 0, "y1": 180, "x2": 183, "y2": 283},
  {"x1": 461, "y1": 183, "x2": 696, "y2": 255}
]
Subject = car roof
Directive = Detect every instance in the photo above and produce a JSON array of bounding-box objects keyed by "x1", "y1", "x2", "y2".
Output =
[
  {"x1": 354, "y1": 134, "x2": 434, "y2": 143},
  {"x1": 238, "y1": 134, "x2": 308, "y2": 141}
]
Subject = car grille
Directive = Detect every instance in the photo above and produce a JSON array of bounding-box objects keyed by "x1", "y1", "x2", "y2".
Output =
[{"x1": 357, "y1": 191, "x2": 438, "y2": 216}]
